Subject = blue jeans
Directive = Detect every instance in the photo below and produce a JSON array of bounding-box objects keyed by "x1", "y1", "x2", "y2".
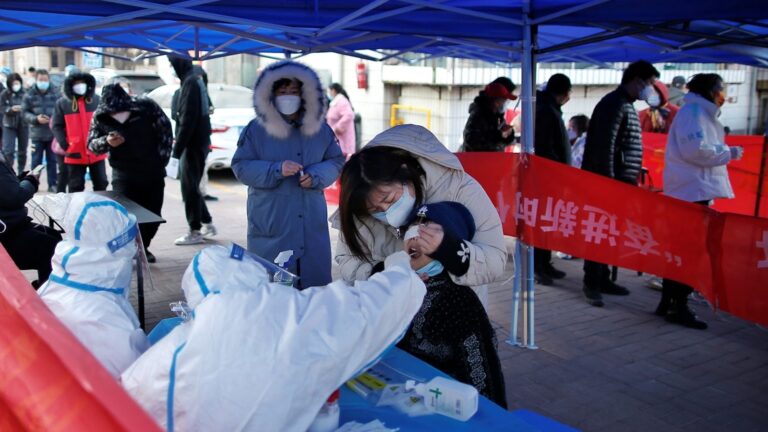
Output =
[
  {"x1": 2, "y1": 126, "x2": 29, "y2": 173},
  {"x1": 31, "y1": 139, "x2": 57, "y2": 189}
]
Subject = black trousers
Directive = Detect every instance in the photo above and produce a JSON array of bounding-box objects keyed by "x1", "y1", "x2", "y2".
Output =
[
  {"x1": 55, "y1": 154, "x2": 69, "y2": 193},
  {"x1": 180, "y1": 148, "x2": 211, "y2": 231},
  {"x1": 112, "y1": 168, "x2": 165, "y2": 249},
  {"x1": 0, "y1": 222, "x2": 61, "y2": 284},
  {"x1": 583, "y1": 260, "x2": 611, "y2": 288},
  {"x1": 68, "y1": 160, "x2": 109, "y2": 192},
  {"x1": 534, "y1": 247, "x2": 552, "y2": 270}
]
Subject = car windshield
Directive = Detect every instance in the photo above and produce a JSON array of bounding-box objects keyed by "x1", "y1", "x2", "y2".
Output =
[{"x1": 116, "y1": 75, "x2": 166, "y2": 96}]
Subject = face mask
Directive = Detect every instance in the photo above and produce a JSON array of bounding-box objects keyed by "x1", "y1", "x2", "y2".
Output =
[
  {"x1": 275, "y1": 95, "x2": 301, "y2": 115},
  {"x1": 11, "y1": 83, "x2": 21, "y2": 92},
  {"x1": 638, "y1": 83, "x2": 655, "y2": 102},
  {"x1": 110, "y1": 111, "x2": 130, "y2": 124},
  {"x1": 73, "y1": 83, "x2": 87, "y2": 96},
  {"x1": 36, "y1": 81, "x2": 49, "y2": 91},
  {"x1": 715, "y1": 91, "x2": 726, "y2": 107},
  {"x1": 417, "y1": 260, "x2": 444, "y2": 277},
  {"x1": 646, "y1": 93, "x2": 661, "y2": 108},
  {"x1": 567, "y1": 129, "x2": 578, "y2": 141},
  {"x1": 372, "y1": 184, "x2": 416, "y2": 228}
]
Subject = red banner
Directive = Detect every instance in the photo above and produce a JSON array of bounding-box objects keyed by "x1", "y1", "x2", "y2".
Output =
[
  {"x1": 457, "y1": 152, "x2": 768, "y2": 327},
  {"x1": 642, "y1": 132, "x2": 768, "y2": 218},
  {"x1": 0, "y1": 246, "x2": 161, "y2": 432}
]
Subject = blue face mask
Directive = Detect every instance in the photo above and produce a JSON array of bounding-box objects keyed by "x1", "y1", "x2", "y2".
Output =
[
  {"x1": 371, "y1": 184, "x2": 416, "y2": 228},
  {"x1": 36, "y1": 81, "x2": 50, "y2": 91},
  {"x1": 417, "y1": 260, "x2": 444, "y2": 277}
]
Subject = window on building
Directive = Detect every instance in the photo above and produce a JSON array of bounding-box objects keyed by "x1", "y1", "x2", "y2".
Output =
[
  {"x1": 65, "y1": 50, "x2": 76, "y2": 67},
  {"x1": 50, "y1": 50, "x2": 59, "y2": 68}
]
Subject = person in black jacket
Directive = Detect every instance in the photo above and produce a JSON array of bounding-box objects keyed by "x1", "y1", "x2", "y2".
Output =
[
  {"x1": 0, "y1": 152, "x2": 61, "y2": 286},
  {"x1": 22, "y1": 69, "x2": 59, "y2": 192},
  {"x1": 533, "y1": 73, "x2": 572, "y2": 285},
  {"x1": 168, "y1": 56, "x2": 217, "y2": 246},
  {"x1": 581, "y1": 60, "x2": 660, "y2": 307},
  {"x1": 88, "y1": 84, "x2": 173, "y2": 263},
  {"x1": 1, "y1": 73, "x2": 28, "y2": 173},
  {"x1": 462, "y1": 77, "x2": 517, "y2": 152}
]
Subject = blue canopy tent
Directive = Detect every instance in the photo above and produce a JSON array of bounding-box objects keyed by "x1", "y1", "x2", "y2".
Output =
[{"x1": 1, "y1": 1, "x2": 766, "y2": 347}]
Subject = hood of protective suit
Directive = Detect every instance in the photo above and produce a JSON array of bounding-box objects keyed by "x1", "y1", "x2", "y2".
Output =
[
  {"x1": 38, "y1": 193, "x2": 146, "y2": 378},
  {"x1": 181, "y1": 244, "x2": 270, "y2": 309},
  {"x1": 252, "y1": 60, "x2": 327, "y2": 139},
  {"x1": 122, "y1": 246, "x2": 426, "y2": 432},
  {"x1": 169, "y1": 56, "x2": 194, "y2": 82},
  {"x1": 44, "y1": 192, "x2": 138, "y2": 293}
]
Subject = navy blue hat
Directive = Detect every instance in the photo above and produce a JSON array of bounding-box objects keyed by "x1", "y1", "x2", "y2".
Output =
[{"x1": 409, "y1": 202, "x2": 476, "y2": 241}]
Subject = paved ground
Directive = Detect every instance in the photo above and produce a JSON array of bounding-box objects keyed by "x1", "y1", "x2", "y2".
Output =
[{"x1": 28, "y1": 169, "x2": 768, "y2": 431}]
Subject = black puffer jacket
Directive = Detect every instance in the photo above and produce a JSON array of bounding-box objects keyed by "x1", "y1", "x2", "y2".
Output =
[
  {"x1": 88, "y1": 84, "x2": 173, "y2": 177},
  {"x1": 534, "y1": 90, "x2": 571, "y2": 165},
  {"x1": 22, "y1": 84, "x2": 60, "y2": 141},
  {"x1": 1, "y1": 74, "x2": 25, "y2": 129},
  {"x1": 0, "y1": 154, "x2": 37, "y2": 234},
  {"x1": 169, "y1": 57, "x2": 211, "y2": 158},
  {"x1": 462, "y1": 92, "x2": 514, "y2": 152},
  {"x1": 581, "y1": 87, "x2": 643, "y2": 184}
]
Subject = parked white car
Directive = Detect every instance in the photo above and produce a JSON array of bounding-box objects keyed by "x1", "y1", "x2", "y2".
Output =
[{"x1": 147, "y1": 83, "x2": 254, "y2": 170}]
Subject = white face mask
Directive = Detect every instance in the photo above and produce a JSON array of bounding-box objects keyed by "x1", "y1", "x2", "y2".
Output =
[
  {"x1": 372, "y1": 184, "x2": 416, "y2": 228},
  {"x1": 110, "y1": 111, "x2": 130, "y2": 124},
  {"x1": 646, "y1": 93, "x2": 661, "y2": 108},
  {"x1": 567, "y1": 129, "x2": 578, "y2": 141},
  {"x1": 73, "y1": 83, "x2": 87, "y2": 96},
  {"x1": 275, "y1": 95, "x2": 301, "y2": 115},
  {"x1": 639, "y1": 83, "x2": 655, "y2": 102},
  {"x1": 11, "y1": 83, "x2": 21, "y2": 92}
]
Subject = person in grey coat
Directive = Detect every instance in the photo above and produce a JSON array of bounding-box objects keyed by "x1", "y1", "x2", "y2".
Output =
[
  {"x1": 232, "y1": 61, "x2": 344, "y2": 289},
  {"x1": 22, "y1": 69, "x2": 59, "y2": 191}
]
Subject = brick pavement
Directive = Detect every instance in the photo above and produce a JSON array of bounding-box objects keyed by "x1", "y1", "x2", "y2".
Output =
[{"x1": 29, "y1": 170, "x2": 768, "y2": 431}]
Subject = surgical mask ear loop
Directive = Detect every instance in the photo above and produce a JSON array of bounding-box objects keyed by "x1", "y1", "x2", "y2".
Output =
[{"x1": 0, "y1": 218, "x2": 6, "y2": 234}]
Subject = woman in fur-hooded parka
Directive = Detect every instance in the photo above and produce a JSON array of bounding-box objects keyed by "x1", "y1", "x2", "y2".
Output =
[{"x1": 232, "y1": 61, "x2": 344, "y2": 289}]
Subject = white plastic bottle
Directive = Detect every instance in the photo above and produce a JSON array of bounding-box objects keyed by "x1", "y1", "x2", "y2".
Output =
[
  {"x1": 307, "y1": 389, "x2": 340, "y2": 432},
  {"x1": 405, "y1": 377, "x2": 479, "y2": 421},
  {"x1": 273, "y1": 250, "x2": 294, "y2": 286}
]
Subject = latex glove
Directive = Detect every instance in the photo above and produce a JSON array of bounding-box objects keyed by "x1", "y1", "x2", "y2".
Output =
[{"x1": 729, "y1": 146, "x2": 744, "y2": 161}]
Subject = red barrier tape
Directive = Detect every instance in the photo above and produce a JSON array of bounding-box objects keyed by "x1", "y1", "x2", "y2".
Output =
[{"x1": 0, "y1": 246, "x2": 161, "y2": 432}]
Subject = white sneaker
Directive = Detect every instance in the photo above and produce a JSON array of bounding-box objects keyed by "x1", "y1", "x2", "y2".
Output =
[
  {"x1": 174, "y1": 230, "x2": 205, "y2": 245},
  {"x1": 201, "y1": 223, "x2": 218, "y2": 238}
]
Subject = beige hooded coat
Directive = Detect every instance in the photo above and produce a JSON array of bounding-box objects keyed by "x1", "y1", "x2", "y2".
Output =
[{"x1": 331, "y1": 125, "x2": 508, "y2": 300}]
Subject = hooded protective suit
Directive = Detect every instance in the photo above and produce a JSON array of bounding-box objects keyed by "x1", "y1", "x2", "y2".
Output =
[
  {"x1": 232, "y1": 61, "x2": 344, "y2": 288},
  {"x1": 38, "y1": 193, "x2": 148, "y2": 378},
  {"x1": 121, "y1": 244, "x2": 426, "y2": 432}
]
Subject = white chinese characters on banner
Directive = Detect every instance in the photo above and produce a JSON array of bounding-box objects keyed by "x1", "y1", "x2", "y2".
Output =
[
  {"x1": 757, "y1": 231, "x2": 768, "y2": 269},
  {"x1": 513, "y1": 194, "x2": 682, "y2": 267},
  {"x1": 540, "y1": 197, "x2": 579, "y2": 238}
]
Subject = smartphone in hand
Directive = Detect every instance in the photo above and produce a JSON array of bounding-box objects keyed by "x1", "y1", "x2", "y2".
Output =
[{"x1": 31, "y1": 164, "x2": 46, "y2": 177}]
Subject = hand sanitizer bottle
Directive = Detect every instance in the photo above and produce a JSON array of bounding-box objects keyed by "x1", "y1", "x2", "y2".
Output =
[
  {"x1": 273, "y1": 250, "x2": 294, "y2": 286},
  {"x1": 405, "y1": 377, "x2": 479, "y2": 421}
]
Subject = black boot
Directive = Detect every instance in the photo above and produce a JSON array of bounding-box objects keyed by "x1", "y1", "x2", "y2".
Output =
[
  {"x1": 534, "y1": 270, "x2": 553, "y2": 286},
  {"x1": 544, "y1": 262, "x2": 566, "y2": 279},
  {"x1": 600, "y1": 279, "x2": 630, "y2": 296},
  {"x1": 666, "y1": 298, "x2": 708, "y2": 330},
  {"x1": 583, "y1": 285, "x2": 604, "y2": 307}
]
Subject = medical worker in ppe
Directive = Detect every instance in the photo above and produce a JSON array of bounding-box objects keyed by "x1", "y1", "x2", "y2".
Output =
[
  {"x1": 39, "y1": 193, "x2": 148, "y2": 378},
  {"x1": 122, "y1": 244, "x2": 426, "y2": 432}
]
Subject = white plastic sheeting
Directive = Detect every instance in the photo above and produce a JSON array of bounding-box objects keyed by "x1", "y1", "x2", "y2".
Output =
[
  {"x1": 39, "y1": 192, "x2": 148, "y2": 378},
  {"x1": 122, "y1": 245, "x2": 426, "y2": 432}
]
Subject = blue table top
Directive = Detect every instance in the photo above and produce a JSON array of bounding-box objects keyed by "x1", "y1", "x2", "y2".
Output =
[{"x1": 340, "y1": 348, "x2": 578, "y2": 432}]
